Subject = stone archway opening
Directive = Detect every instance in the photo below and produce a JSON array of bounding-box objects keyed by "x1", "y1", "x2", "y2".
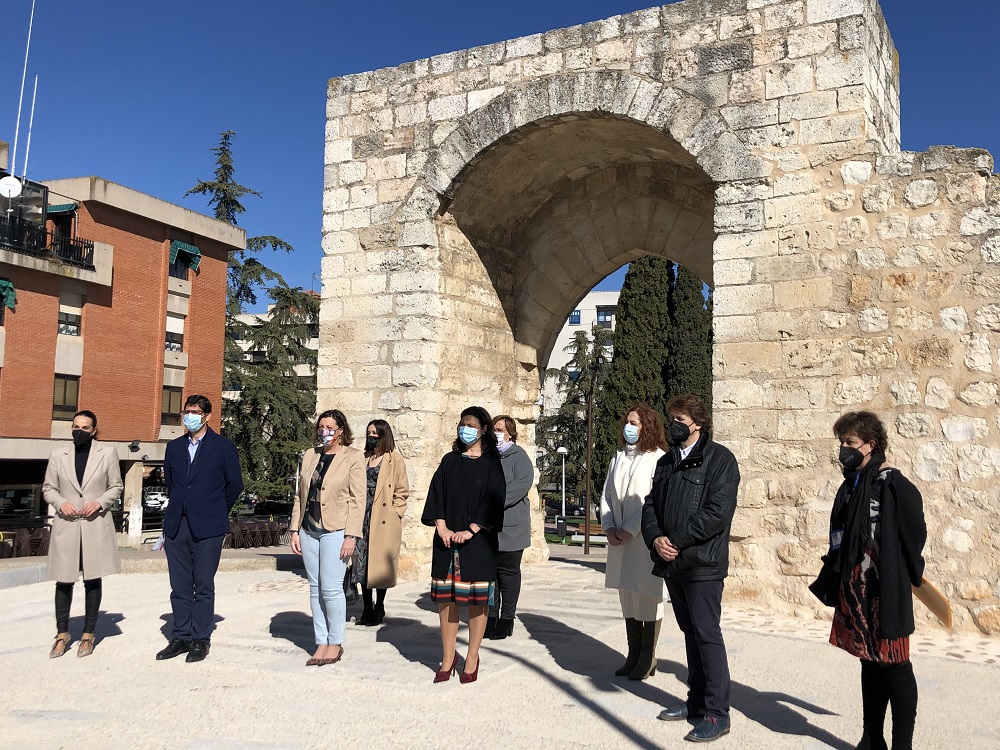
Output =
[{"x1": 443, "y1": 112, "x2": 717, "y2": 382}]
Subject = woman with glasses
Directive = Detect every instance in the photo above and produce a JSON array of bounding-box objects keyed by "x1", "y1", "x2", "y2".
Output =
[{"x1": 289, "y1": 409, "x2": 365, "y2": 666}]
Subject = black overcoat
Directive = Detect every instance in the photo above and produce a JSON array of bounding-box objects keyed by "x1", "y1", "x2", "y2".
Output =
[{"x1": 421, "y1": 451, "x2": 506, "y2": 582}]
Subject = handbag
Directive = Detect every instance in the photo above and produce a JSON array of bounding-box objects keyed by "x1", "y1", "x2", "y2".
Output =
[{"x1": 343, "y1": 562, "x2": 360, "y2": 606}]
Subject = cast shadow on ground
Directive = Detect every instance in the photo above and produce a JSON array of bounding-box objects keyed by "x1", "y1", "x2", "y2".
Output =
[
  {"x1": 519, "y1": 613, "x2": 852, "y2": 750},
  {"x1": 269, "y1": 611, "x2": 316, "y2": 653},
  {"x1": 546, "y1": 552, "x2": 606, "y2": 575},
  {"x1": 68, "y1": 611, "x2": 124, "y2": 646},
  {"x1": 375, "y1": 617, "x2": 451, "y2": 670},
  {"x1": 158, "y1": 613, "x2": 225, "y2": 641},
  {"x1": 653, "y1": 657, "x2": 852, "y2": 750}
]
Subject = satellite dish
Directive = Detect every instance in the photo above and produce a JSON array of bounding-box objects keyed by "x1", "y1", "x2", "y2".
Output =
[{"x1": 0, "y1": 175, "x2": 23, "y2": 199}]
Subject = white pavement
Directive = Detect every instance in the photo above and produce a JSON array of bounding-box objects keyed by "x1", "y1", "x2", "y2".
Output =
[{"x1": 0, "y1": 548, "x2": 997, "y2": 750}]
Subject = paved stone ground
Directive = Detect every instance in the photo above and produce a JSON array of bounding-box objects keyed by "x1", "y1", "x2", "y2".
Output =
[{"x1": 1, "y1": 548, "x2": 997, "y2": 750}]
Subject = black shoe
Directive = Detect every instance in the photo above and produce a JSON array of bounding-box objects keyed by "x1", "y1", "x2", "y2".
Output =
[
  {"x1": 484, "y1": 616, "x2": 499, "y2": 639},
  {"x1": 684, "y1": 716, "x2": 730, "y2": 743},
  {"x1": 658, "y1": 704, "x2": 692, "y2": 721},
  {"x1": 357, "y1": 606, "x2": 373, "y2": 626},
  {"x1": 155, "y1": 639, "x2": 190, "y2": 660},
  {"x1": 367, "y1": 603, "x2": 385, "y2": 626},
  {"x1": 185, "y1": 640, "x2": 210, "y2": 662},
  {"x1": 495, "y1": 617, "x2": 515, "y2": 639}
]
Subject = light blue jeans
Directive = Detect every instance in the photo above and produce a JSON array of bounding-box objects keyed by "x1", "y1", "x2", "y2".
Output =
[{"x1": 299, "y1": 528, "x2": 347, "y2": 646}]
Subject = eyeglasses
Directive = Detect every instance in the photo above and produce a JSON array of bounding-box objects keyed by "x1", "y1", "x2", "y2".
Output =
[{"x1": 182, "y1": 410, "x2": 205, "y2": 416}]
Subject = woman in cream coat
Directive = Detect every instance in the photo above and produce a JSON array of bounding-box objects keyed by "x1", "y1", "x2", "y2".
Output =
[
  {"x1": 353, "y1": 419, "x2": 410, "y2": 626},
  {"x1": 601, "y1": 402, "x2": 667, "y2": 681},
  {"x1": 42, "y1": 410, "x2": 123, "y2": 658},
  {"x1": 289, "y1": 409, "x2": 365, "y2": 666}
]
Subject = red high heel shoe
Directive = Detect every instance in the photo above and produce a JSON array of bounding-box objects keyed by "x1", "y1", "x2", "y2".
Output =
[
  {"x1": 434, "y1": 653, "x2": 459, "y2": 683},
  {"x1": 459, "y1": 656, "x2": 480, "y2": 684}
]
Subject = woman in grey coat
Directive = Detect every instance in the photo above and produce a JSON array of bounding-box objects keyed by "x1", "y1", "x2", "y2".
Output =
[{"x1": 487, "y1": 415, "x2": 534, "y2": 640}]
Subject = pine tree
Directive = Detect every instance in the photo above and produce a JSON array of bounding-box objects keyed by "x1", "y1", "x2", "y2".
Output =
[
  {"x1": 536, "y1": 327, "x2": 611, "y2": 505},
  {"x1": 593, "y1": 256, "x2": 673, "y2": 489},
  {"x1": 186, "y1": 130, "x2": 317, "y2": 501},
  {"x1": 665, "y1": 264, "x2": 713, "y2": 408}
]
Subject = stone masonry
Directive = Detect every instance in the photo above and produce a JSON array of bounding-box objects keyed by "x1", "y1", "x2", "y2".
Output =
[{"x1": 321, "y1": 0, "x2": 1000, "y2": 634}]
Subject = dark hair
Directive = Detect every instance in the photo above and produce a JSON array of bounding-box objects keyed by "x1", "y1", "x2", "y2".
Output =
[
  {"x1": 833, "y1": 411, "x2": 889, "y2": 453},
  {"x1": 73, "y1": 410, "x2": 98, "y2": 435},
  {"x1": 665, "y1": 394, "x2": 712, "y2": 434},
  {"x1": 619, "y1": 403, "x2": 667, "y2": 453},
  {"x1": 315, "y1": 409, "x2": 354, "y2": 446},
  {"x1": 365, "y1": 419, "x2": 396, "y2": 457},
  {"x1": 492, "y1": 414, "x2": 518, "y2": 442},
  {"x1": 452, "y1": 406, "x2": 498, "y2": 455},
  {"x1": 184, "y1": 394, "x2": 212, "y2": 414}
]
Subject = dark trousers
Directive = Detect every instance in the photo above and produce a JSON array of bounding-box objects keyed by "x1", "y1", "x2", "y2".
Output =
[
  {"x1": 666, "y1": 578, "x2": 731, "y2": 720},
  {"x1": 860, "y1": 659, "x2": 917, "y2": 750},
  {"x1": 55, "y1": 578, "x2": 102, "y2": 633},
  {"x1": 164, "y1": 515, "x2": 225, "y2": 642},
  {"x1": 490, "y1": 550, "x2": 524, "y2": 619}
]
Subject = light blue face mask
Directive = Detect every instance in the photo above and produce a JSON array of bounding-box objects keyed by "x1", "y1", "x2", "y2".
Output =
[
  {"x1": 623, "y1": 424, "x2": 640, "y2": 444},
  {"x1": 183, "y1": 413, "x2": 204, "y2": 433},
  {"x1": 458, "y1": 425, "x2": 480, "y2": 445}
]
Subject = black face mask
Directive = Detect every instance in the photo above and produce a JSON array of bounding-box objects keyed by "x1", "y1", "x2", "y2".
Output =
[
  {"x1": 668, "y1": 420, "x2": 691, "y2": 446},
  {"x1": 72, "y1": 429, "x2": 94, "y2": 447},
  {"x1": 838, "y1": 446, "x2": 865, "y2": 473},
  {"x1": 365, "y1": 435, "x2": 379, "y2": 453}
]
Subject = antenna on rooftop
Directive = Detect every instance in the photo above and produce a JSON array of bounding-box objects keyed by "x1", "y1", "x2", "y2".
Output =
[
  {"x1": 3, "y1": 0, "x2": 38, "y2": 202},
  {"x1": 21, "y1": 76, "x2": 39, "y2": 181}
]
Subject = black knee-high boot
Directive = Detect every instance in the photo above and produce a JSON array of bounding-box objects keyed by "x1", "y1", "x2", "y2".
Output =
[
  {"x1": 358, "y1": 588, "x2": 374, "y2": 625},
  {"x1": 858, "y1": 660, "x2": 889, "y2": 750},
  {"x1": 371, "y1": 588, "x2": 387, "y2": 625},
  {"x1": 883, "y1": 662, "x2": 917, "y2": 750}
]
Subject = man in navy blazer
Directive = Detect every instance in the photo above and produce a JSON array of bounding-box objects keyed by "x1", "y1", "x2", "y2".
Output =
[{"x1": 156, "y1": 394, "x2": 243, "y2": 663}]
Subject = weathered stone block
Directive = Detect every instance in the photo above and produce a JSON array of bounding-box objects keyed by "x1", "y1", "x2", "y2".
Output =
[
  {"x1": 784, "y1": 338, "x2": 844, "y2": 376},
  {"x1": 838, "y1": 216, "x2": 870, "y2": 244},
  {"x1": 906, "y1": 337, "x2": 954, "y2": 370},
  {"x1": 762, "y1": 378, "x2": 827, "y2": 409},
  {"x1": 799, "y1": 113, "x2": 864, "y2": 144},
  {"x1": 958, "y1": 381, "x2": 1000, "y2": 407},
  {"x1": 925, "y1": 377, "x2": 956, "y2": 409},
  {"x1": 773, "y1": 278, "x2": 833, "y2": 309},
  {"x1": 962, "y1": 332, "x2": 994, "y2": 373},
  {"x1": 893, "y1": 307, "x2": 934, "y2": 331},
  {"x1": 833, "y1": 375, "x2": 880, "y2": 405},
  {"x1": 904, "y1": 178, "x2": 940, "y2": 209},
  {"x1": 876, "y1": 214, "x2": 908, "y2": 240},
  {"x1": 814, "y1": 49, "x2": 865, "y2": 89},
  {"x1": 715, "y1": 341, "x2": 783, "y2": 376},
  {"x1": 841, "y1": 161, "x2": 873, "y2": 185},
  {"x1": 764, "y1": 194, "x2": 824, "y2": 228},
  {"x1": 862, "y1": 179, "x2": 895, "y2": 213},
  {"x1": 787, "y1": 23, "x2": 837, "y2": 58},
  {"x1": 714, "y1": 379, "x2": 765, "y2": 409},
  {"x1": 890, "y1": 381, "x2": 921, "y2": 406},
  {"x1": 824, "y1": 189, "x2": 855, "y2": 212},
  {"x1": 981, "y1": 236, "x2": 1000, "y2": 264},
  {"x1": 849, "y1": 336, "x2": 898, "y2": 372},
  {"x1": 896, "y1": 412, "x2": 932, "y2": 439},
  {"x1": 806, "y1": 0, "x2": 864, "y2": 23},
  {"x1": 764, "y1": 61, "x2": 814, "y2": 99},
  {"x1": 715, "y1": 202, "x2": 765, "y2": 233},
  {"x1": 914, "y1": 441, "x2": 954, "y2": 482},
  {"x1": 713, "y1": 283, "x2": 775, "y2": 315}
]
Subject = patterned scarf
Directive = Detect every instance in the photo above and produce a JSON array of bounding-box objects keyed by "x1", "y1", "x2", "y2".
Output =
[{"x1": 830, "y1": 449, "x2": 887, "y2": 581}]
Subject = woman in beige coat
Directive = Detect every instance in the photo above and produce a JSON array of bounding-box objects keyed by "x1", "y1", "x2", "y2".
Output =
[
  {"x1": 289, "y1": 409, "x2": 365, "y2": 666},
  {"x1": 353, "y1": 419, "x2": 409, "y2": 626},
  {"x1": 42, "y1": 410, "x2": 123, "y2": 658},
  {"x1": 601, "y1": 403, "x2": 667, "y2": 680}
]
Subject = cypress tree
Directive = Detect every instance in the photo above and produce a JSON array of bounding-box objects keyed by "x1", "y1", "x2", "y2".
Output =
[
  {"x1": 664, "y1": 264, "x2": 713, "y2": 408},
  {"x1": 593, "y1": 256, "x2": 673, "y2": 488}
]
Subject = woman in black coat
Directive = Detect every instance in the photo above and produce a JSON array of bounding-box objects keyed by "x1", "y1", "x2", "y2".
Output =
[
  {"x1": 421, "y1": 406, "x2": 505, "y2": 684},
  {"x1": 819, "y1": 411, "x2": 926, "y2": 750}
]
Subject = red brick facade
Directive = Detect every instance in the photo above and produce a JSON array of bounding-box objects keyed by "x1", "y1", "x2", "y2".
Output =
[{"x1": 0, "y1": 197, "x2": 231, "y2": 444}]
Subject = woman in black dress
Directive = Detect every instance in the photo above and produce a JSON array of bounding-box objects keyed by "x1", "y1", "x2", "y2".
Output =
[
  {"x1": 818, "y1": 411, "x2": 926, "y2": 750},
  {"x1": 421, "y1": 406, "x2": 506, "y2": 684}
]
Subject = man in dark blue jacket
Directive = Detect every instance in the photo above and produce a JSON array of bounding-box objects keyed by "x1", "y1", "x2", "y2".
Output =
[
  {"x1": 156, "y1": 394, "x2": 243, "y2": 663},
  {"x1": 641, "y1": 394, "x2": 740, "y2": 743}
]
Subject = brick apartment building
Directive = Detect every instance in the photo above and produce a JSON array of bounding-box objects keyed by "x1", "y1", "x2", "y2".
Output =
[{"x1": 0, "y1": 140, "x2": 244, "y2": 544}]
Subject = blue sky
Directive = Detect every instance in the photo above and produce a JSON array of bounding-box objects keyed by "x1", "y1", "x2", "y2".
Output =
[{"x1": 2, "y1": 0, "x2": 997, "y2": 307}]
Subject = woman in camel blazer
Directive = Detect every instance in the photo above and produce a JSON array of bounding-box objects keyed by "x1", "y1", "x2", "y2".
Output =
[
  {"x1": 353, "y1": 419, "x2": 410, "y2": 626},
  {"x1": 42, "y1": 410, "x2": 123, "y2": 658},
  {"x1": 289, "y1": 409, "x2": 365, "y2": 666}
]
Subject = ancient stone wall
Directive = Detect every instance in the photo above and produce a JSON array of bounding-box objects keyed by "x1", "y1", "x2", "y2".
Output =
[{"x1": 320, "y1": 0, "x2": 1000, "y2": 633}]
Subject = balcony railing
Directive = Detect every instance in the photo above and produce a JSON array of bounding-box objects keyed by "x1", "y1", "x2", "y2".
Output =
[{"x1": 0, "y1": 212, "x2": 96, "y2": 270}]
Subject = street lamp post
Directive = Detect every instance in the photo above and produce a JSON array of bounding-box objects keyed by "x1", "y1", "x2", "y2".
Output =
[{"x1": 556, "y1": 446, "x2": 568, "y2": 518}]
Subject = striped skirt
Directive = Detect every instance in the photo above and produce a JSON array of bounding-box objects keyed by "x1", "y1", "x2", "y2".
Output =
[{"x1": 431, "y1": 549, "x2": 494, "y2": 607}]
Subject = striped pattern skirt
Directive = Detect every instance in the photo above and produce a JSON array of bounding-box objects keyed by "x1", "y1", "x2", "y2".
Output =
[{"x1": 431, "y1": 549, "x2": 494, "y2": 607}]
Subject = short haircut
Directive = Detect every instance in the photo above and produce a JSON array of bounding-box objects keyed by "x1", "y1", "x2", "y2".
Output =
[
  {"x1": 453, "y1": 405, "x2": 499, "y2": 455},
  {"x1": 184, "y1": 394, "x2": 212, "y2": 414},
  {"x1": 833, "y1": 411, "x2": 889, "y2": 453},
  {"x1": 619, "y1": 403, "x2": 667, "y2": 453},
  {"x1": 73, "y1": 410, "x2": 98, "y2": 431},
  {"x1": 316, "y1": 409, "x2": 354, "y2": 446},
  {"x1": 366, "y1": 419, "x2": 396, "y2": 457},
  {"x1": 665, "y1": 394, "x2": 712, "y2": 434},
  {"x1": 492, "y1": 414, "x2": 518, "y2": 442}
]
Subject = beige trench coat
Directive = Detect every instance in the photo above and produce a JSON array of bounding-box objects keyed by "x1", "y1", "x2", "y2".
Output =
[
  {"x1": 365, "y1": 451, "x2": 410, "y2": 589},
  {"x1": 42, "y1": 443, "x2": 123, "y2": 583}
]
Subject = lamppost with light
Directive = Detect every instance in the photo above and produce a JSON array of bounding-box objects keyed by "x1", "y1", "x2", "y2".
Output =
[{"x1": 556, "y1": 446, "x2": 568, "y2": 518}]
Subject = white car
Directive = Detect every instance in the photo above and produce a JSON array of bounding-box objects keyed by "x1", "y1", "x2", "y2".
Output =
[{"x1": 143, "y1": 491, "x2": 169, "y2": 510}]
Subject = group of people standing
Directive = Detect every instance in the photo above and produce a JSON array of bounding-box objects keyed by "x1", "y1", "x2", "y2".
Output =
[{"x1": 41, "y1": 392, "x2": 926, "y2": 748}]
